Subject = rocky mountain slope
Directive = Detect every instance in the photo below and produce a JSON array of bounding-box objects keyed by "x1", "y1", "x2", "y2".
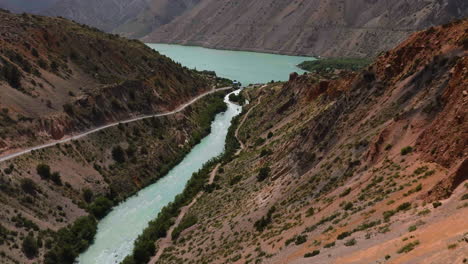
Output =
[
  {"x1": 42, "y1": 0, "x2": 200, "y2": 38},
  {"x1": 0, "y1": 0, "x2": 58, "y2": 13},
  {"x1": 5, "y1": 0, "x2": 466, "y2": 57},
  {"x1": 0, "y1": 9, "x2": 216, "y2": 155},
  {"x1": 0, "y1": 10, "x2": 231, "y2": 264},
  {"x1": 145, "y1": 0, "x2": 468, "y2": 57},
  {"x1": 151, "y1": 19, "x2": 468, "y2": 264}
]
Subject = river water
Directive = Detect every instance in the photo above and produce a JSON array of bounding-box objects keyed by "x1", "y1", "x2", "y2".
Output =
[
  {"x1": 78, "y1": 91, "x2": 241, "y2": 264},
  {"x1": 147, "y1": 43, "x2": 312, "y2": 85},
  {"x1": 78, "y1": 45, "x2": 313, "y2": 264}
]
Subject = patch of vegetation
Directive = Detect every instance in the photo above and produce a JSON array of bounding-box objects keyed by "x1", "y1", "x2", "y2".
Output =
[
  {"x1": 228, "y1": 93, "x2": 245, "y2": 105},
  {"x1": 304, "y1": 250, "x2": 320, "y2": 258},
  {"x1": 22, "y1": 234, "x2": 38, "y2": 259},
  {"x1": 20, "y1": 179, "x2": 37, "y2": 195},
  {"x1": 400, "y1": 146, "x2": 413, "y2": 155},
  {"x1": 257, "y1": 167, "x2": 271, "y2": 182},
  {"x1": 1, "y1": 62, "x2": 22, "y2": 89},
  {"x1": 172, "y1": 214, "x2": 198, "y2": 240},
  {"x1": 112, "y1": 146, "x2": 126, "y2": 163},
  {"x1": 339, "y1": 188, "x2": 351, "y2": 197},
  {"x1": 88, "y1": 196, "x2": 113, "y2": 219},
  {"x1": 44, "y1": 216, "x2": 97, "y2": 264},
  {"x1": 324, "y1": 241, "x2": 335, "y2": 248},
  {"x1": 295, "y1": 235, "x2": 307, "y2": 245},
  {"x1": 298, "y1": 58, "x2": 372, "y2": 73},
  {"x1": 448, "y1": 243, "x2": 458, "y2": 249},
  {"x1": 461, "y1": 194, "x2": 468, "y2": 201},
  {"x1": 254, "y1": 206, "x2": 276, "y2": 232},
  {"x1": 337, "y1": 231, "x2": 352, "y2": 240},
  {"x1": 344, "y1": 238, "x2": 357, "y2": 246},
  {"x1": 397, "y1": 240, "x2": 420, "y2": 254},
  {"x1": 37, "y1": 164, "x2": 51, "y2": 179}
]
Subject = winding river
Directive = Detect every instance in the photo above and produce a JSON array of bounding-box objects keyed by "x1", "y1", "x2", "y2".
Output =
[{"x1": 78, "y1": 45, "x2": 313, "y2": 264}]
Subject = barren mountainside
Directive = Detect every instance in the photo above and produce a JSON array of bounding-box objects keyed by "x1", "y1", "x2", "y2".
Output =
[
  {"x1": 0, "y1": 10, "x2": 231, "y2": 264},
  {"x1": 0, "y1": 10, "x2": 213, "y2": 155},
  {"x1": 42, "y1": 0, "x2": 200, "y2": 38},
  {"x1": 144, "y1": 0, "x2": 468, "y2": 57},
  {"x1": 5, "y1": 0, "x2": 466, "y2": 57},
  {"x1": 147, "y1": 19, "x2": 468, "y2": 264}
]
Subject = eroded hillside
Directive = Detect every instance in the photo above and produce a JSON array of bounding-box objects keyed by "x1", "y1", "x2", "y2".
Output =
[
  {"x1": 0, "y1": 10, "x2": 232, "y2": 264},
  {"x1": 0, "y1": 10, "x2": 217, "y2": 155},
  {"x1": 153, "y1": 20, "x2": 468, "y2": 264},
  {"x1": 144, "y1": 0, "x2": 468, "y2": 58}
]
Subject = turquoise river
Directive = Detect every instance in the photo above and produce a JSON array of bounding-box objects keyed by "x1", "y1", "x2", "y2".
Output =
[{"x1": 78, "y1": 45, "x2": 313, "y2": 264}]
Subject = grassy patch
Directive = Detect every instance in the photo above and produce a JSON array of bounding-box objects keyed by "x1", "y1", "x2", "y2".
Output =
[{"x1": 298, "y1": 58, "x2": 372, "y2": 73}]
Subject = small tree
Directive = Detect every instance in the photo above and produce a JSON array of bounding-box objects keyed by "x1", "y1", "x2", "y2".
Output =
[
  {"x1": 83, "y1": 188, "x2": 94, "y2": 203},
  {"x1": 21, "y1": 179, "x2": 37, "y2": 195},
  {"x1": 112, "y1": 146, "x2": 126, "y2": 163},
  {"x1": 36, "y1": 164, "x2": 51, "y2": 179},
  {"x1": 22, "y1": 234, "x2": 38, "y2": 259},
  {"x1": 257, "y1": 167, "x2": 271, "y2": 182},
  {"x1": 51, "y1": 172, "x2": 62, "y2": 185}
]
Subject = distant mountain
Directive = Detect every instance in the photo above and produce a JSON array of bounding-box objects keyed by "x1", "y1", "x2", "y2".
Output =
[
  {"x1": 42, "y1": 0, "x2": 151, "y2": 32},
  {"x1": 42, "y1": 0, "x2": 200, "y2": 38},
  {"x1": 0, "y1": 0, "x2": 58, "y2": 13},
  {"x1": 143, "y1": 0, "x2": 468, "y2": 57},
  {"x1": 4, "y1": 0, "x2": 466, "y2": 57}
]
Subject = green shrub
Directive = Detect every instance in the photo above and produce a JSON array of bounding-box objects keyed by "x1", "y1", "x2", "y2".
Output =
[
  {"x1": 1, "y1": 63, "x2": 22, "y2": 88},
  {"x1": 82, "y1": 189, "x2": 94, "y2": 203},
  {"x1": 37, "y1": 164, "x2": 51, "y2": 179},
  {"x1": 44, "y1": 216, "x2": 97, "y2": 264},
  {"x1": 305, "y1": 207, "x2": 315, "y2": 217},
  {"x1": 172, "y1": 214, "x2": 198, "y2": 240},
  {"x1": 461, "y1": 194, "x2": 468, "y2": 201},
  {"x1": 88, "y1": 197, "x2": 113, "y2": 219},
  {"x1": 343, "y1": 202, "x2": 353, "y2": 210},
  {"x1": 254, "y1": 206, "x2": 276, "y2": 232},
  {"x1": 229, "y1": 175, "x2": 242, "y2": 186},
  {"x1": 304, "y1": 250, "x2": 320, "y2": 258},
  {"x1": 337, "y1": 231, "x2": 351, "y2": 240},
  {"x1": 22, "y1": 234, "x2": 38, "y2": 259},
  {"x1": 298, "y1": 58, "x2": 372, "y2": 73},
  {"x1": 20, "y1": 179, "x2": 37, "y2": 195},
  {"x1": 344, "y1": 238, "x2": 357, "y2": 246},
  {"x1": 257, "y1": 167, "x2": 271, "y2": 182},
  {"x1": 400, "y1": 146, "x2": 413, "y2": 155},
  {"x1": 397, "y1": 202, "x2": 411, "y2": 212},
  {"x1": 397, "y1": 240, "x2": 420, "y2": 254},
  {"x1": 51, "y1": 172, "x2": 62, "y2": 186},
  {"x1": 112, "y1": 146, "x2": 126, "y2": 163},
  {"x1": 324, "y1": 241, "x2": 335, "y2": 248},
  {"x1": 295, "y1": 235, "x2": 307, "y2": 245},
  {"x1": 267, "y1": 132, "x2": 273, "y2": 139},
  {"x1": 432, "y1": 201, "x2": 442, "y2": 208},
  {"x1": 340, "y1": 188, "x2": 351, "y2": 197},
  {"x1": 260, "y1": 149, "x2": 273, "y2": 157}
]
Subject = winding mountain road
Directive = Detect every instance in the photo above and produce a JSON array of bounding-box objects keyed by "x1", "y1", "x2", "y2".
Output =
[{"x1": 0, "y1": 87, "x2": 232, "y2": 164}]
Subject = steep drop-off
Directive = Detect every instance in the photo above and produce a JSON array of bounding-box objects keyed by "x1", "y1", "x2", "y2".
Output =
[{"x1": 152, "y1": 19, "x2": 467, "y2": 264}]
